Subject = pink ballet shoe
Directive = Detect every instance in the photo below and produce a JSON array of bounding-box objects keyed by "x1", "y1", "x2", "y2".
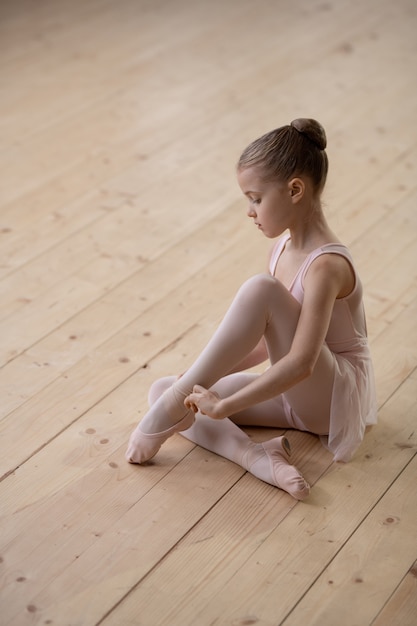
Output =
[
  {"x1": 126, "y1": 411, "x2": 195, "y2": 464},
  {"x1": 261, "y1": 436, "x2": 310, "y2": 500}
]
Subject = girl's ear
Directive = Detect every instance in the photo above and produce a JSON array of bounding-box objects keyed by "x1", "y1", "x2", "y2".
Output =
[{"x1": 288, "y1": 177, "x2": 305, "y2": 202}]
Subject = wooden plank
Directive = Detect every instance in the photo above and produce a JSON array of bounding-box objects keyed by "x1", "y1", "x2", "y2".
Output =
[
  {"x1": 2, "y1": 0, "x2": 410, "y2": 245},
  {"x1": 371, "y1": 298, "x2": 417, "y2": 407},
  {"x1": 0, "y1": 1, "x2": 416, "y2": 626},
  {"x1": 349, "y1": 192, "x2": 417, "y2": 284},
  {"x1": 0, "y1": 230, "x2": 264, "y2": 476},
  {"x1": 372, "y1": 560, "x2": 417, "y2": 626},
  {"x1": 0, "y1": 197, "x2": 255, "y2": 356},
  {"x1": 0, "y1": 372, "x2": 329, "y2": 626},
  {"x1": 0, "y1": 338, "x2": 251, "y2": 625},
  {"x1": 284, "y1": 432, "x2": 417, "y2": 625},
  {"x1": 2, "y1": 0, "x2": 280, "y2": 274},
  {"x1": 0, "y1": 193, "x2": 246, "y2": 358},
  {"x1": 1, "y1": 0, "x2": 294, "y2": 202},
  {"x1": 1, "y1": 15, "x2": 414, "y2": 375},
  {"x1": 0, "y1": 116, "x2": 238, "y2": 281},
  {"x1": 0, "y1": 0, "x2": 376, "y2": 143},
  {"x1": 4, "y1": 34, "x2": 412, "y2": 338},
  {"x1": 97, "y1": 368, "x2": 417, "y2": 626},
  {"x1": 0, "y1": 0, "x2": 233, "y2": 145},
  {"x1": 0, "y1": 0, "x2": 115, "y2": 68},
  {"x1": 0, "y1": 450, "x2": 241, "y2": 625},
  {"x1": 349, "y1": 191, "x2": 417, "y2": 340},
  {"x1": 11, "y1": 146, "x2": 412, "y2": 359},
  {"x1": 365, "y1": 236, "x2": 417, "y2": 341}
]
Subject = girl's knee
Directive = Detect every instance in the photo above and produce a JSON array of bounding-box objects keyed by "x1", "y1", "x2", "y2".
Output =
[
  {"x1": 239, "y1": 273, "x2": 282, "y2": 300},
  {"x1": 243, "y1": 273, "x2": 277, "y2": 291}
]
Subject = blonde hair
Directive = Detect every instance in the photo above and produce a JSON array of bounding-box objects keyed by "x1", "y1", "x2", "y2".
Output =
[{"x1": 238, "y1": 118, "x2": 329, "y2": 194}]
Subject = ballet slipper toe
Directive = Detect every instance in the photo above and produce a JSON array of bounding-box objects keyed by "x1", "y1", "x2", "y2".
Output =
[
  {"x1": 262, "y1": 437, "x2": 310, "y2": 501},
  {"x1": 126, "y1": 411, "x2": 195, "y2": 464}
]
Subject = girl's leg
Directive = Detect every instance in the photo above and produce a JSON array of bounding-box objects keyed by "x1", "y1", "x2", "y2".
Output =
[
  {"x1": 126, "y1": 274, "x2": 295, "y2": 463},
  {"x1": 130, "y1": 274, "x2": 300, "y2": 433},
  {"x1": 146, "y1": 374, "x2": 310, "y2": 500},
  {"x1": 126, "y1": 273, "x2": 334, "y2": 464}
]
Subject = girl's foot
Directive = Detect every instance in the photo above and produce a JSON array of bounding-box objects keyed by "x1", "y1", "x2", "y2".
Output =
[
  {"x1": 126, "y1": 384, "x2": 195, "y2": 463},
  {"x1": 126, "y1": 411, "x2": 195, "y2": 464},
  {"x1": 242, "y1": 436, "x2": 310, "y2": 500}
]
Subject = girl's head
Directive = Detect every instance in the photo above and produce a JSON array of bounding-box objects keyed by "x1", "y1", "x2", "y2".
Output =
[{"x1": 237, "y1": 118, "x2": 328, "y2": 196}]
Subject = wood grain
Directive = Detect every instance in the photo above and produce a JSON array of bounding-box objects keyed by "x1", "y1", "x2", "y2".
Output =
[{"x1": 0, "y1": 0, "x2": 416, "y2": 624}]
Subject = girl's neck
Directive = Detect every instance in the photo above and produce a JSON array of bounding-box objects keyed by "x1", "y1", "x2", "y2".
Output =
[{"x1": 288, "y1": 204, "x2": 336, "y2": 251}]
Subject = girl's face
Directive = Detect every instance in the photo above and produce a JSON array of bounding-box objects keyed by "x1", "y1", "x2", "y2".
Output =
[{"x1": 237, "y1": 166, "x2": 294, "y2": 239}]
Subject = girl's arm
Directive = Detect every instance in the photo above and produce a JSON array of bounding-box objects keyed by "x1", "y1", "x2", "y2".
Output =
[{"x1": 186, "y1": 253, "x2": 352, "y2": 417}]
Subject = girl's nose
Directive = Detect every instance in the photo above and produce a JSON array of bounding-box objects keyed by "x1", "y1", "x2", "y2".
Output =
[{"x1": 247, "y1": 205, "x2": 257, "y2": 218}]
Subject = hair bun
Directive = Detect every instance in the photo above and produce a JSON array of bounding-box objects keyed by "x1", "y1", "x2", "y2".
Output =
[{"x1": 290, "y1": 118, "x2": 327, "y2": 150}]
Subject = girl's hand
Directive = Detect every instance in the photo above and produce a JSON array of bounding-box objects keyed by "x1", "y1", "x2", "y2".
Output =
[{"x1": 184, "y1": 385, "x2": 226, "y2": 419}]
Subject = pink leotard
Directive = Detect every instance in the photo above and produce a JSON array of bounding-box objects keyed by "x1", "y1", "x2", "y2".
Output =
[{"x1": 269, "y1": 234, "x2": 378, "y2": 462}]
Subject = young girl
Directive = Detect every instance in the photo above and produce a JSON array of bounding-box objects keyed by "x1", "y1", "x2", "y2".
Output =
[{"x1": 125, "y1": 118, "x2": 377, "y2": 500}]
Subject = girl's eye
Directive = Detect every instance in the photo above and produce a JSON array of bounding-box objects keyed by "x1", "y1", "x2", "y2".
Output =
[{"x1": 251, "y1": 197, "x2": 261, "y2": 205}]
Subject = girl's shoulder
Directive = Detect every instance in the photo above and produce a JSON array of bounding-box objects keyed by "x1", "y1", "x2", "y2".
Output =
[{"x1": 302, "y1": 244, "x2": 357, "y2": 299}]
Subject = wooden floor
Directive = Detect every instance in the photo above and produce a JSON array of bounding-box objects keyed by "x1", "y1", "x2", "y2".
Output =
[{"x1": 1, "y1": 0, "x2": 416, "y2": 624}]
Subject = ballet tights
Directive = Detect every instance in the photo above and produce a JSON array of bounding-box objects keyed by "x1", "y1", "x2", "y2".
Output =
[
  {"x1": 140, "y1": 375, "x2": 310, "y2": 500},
  {"x1": 128, "y1": 274, "x2": 299, "y2": 437},
  {"x1": 125, "y1": 273, "x2": 325, "y2": 499},
  {"x1": 182, "y1": 412, "x2": 310, "y2": 500}
]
